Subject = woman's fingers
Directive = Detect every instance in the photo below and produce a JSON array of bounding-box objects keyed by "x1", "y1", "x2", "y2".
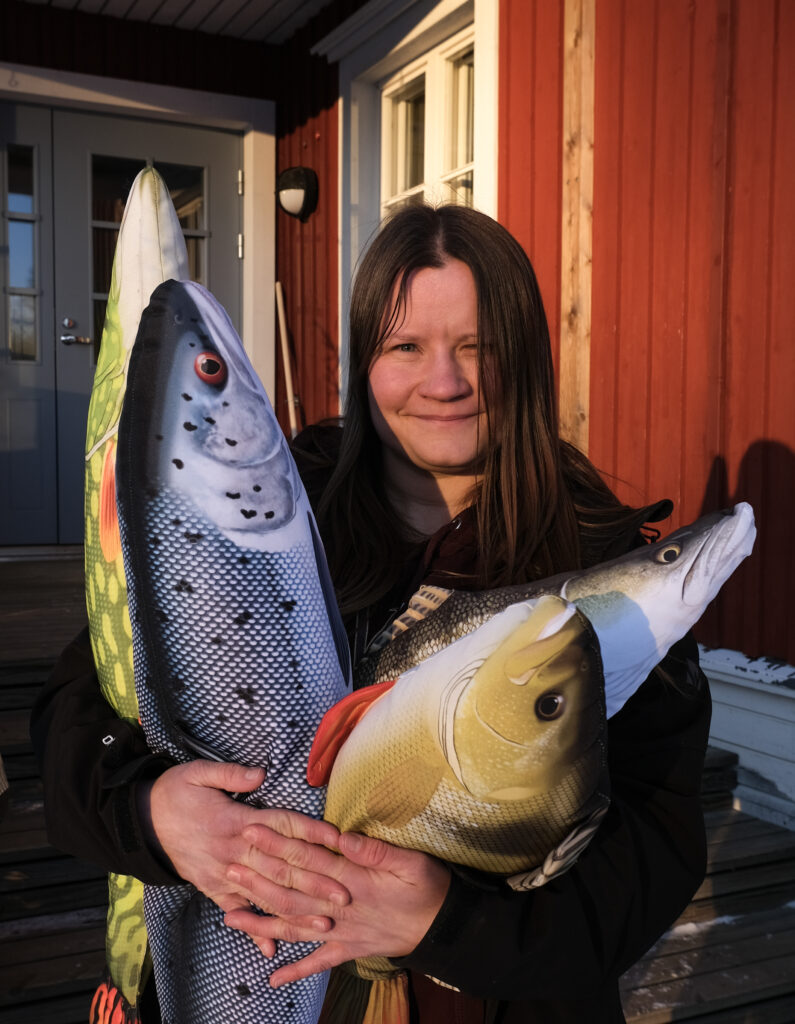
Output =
[
  {"x1": 223, "y1": 909, "x2": 345, "y2": 986},
  {"x1": 231, "y1": 819, "x2": 350, "y2": 909},
  {"x1": 244, "y1": 810, "x2": 341, "y2": 851},
  {"x1": 227, "y1": 861, "x2": 346, "y2": 917},
  {"x1": 269, "y1": 946, "x2": 346, "y2": 988}
]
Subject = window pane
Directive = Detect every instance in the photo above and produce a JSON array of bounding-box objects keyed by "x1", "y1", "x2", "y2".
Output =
[
  {"x1": 8, "y1": 144, "x2": 34, "y2": 214},
  {"x1": 92, "y1": 155, "x2": 143, "y2": 222},
  {"x1": 157, "y1": 163, "x2": 205, "y2": 230},
  {"x1": 9, "y1": 294, "x2": 37, "y2": 361},
  {"x1": 93, "y1": 227, "x2": 118, "y2": 293},
  {"x1": 390, "y1": 79, "x2": 425, "y2": 195},
  {"x1": 446, "y1": 172, "x2": 473, "y2": 208},
  {"x1": 185, "y1": 236, "x2": 203, "y2": 282},
  {"x1": 8, "y1": 220, "x2": 35, "y2": 288},
  {"x1": 451, "y1": 49, "x2": 474, "y2": 170}
]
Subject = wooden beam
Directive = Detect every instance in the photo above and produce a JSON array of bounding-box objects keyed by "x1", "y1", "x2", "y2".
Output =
[{"x1": 559, "y1": 0, "x2": 595, "y2": 452}]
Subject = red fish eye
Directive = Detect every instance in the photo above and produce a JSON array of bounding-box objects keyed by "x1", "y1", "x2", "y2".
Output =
[
  {"x1": 536, "y1": 693, "x2": 565, "y2": 721},
  {"x1": 194, "y1": 352, "x2": 227, "y2": 386}
]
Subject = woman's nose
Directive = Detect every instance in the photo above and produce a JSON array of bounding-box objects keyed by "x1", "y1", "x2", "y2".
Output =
[{"x1": 418, "y1": 352, "x2": 474, "y2": 400}]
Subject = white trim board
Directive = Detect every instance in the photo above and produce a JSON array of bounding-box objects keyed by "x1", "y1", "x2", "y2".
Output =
[
  {"x1": 0, "y1": 62, "x2": 277, "y2": 398},
  {"x1": 701, "y1": 645, "x2": 795, "y2": 831},
  {"x1": 318, "y1": 0, "x2": 498, "y2": 403}
]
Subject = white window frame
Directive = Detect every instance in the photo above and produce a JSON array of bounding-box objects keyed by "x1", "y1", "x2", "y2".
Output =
[
  {"x1": 380, "y1": 24, "x2": 475, "y2": 213},
  {"x1": 312, "y1": 0, "x2": 499, "y2": 402}
]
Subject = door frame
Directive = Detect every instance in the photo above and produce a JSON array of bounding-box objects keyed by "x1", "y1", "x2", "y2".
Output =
[{"x1": 0, "y1": 61, "x2": 277, "y2": 399}]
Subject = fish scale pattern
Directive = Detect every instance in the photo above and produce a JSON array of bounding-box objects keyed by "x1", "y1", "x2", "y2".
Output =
[
  {"x1": 144, "y1": 886, "x2": 327, "y2": 1024},
  {"x1": 127, "y1": 490, "x2": 340, "y2": 807},
  {"x1": 122, "y1": 492, "x2": 342, "y2": 1021}
]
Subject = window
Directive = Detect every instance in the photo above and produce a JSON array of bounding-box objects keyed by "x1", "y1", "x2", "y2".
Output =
[
  {"x1": 90, "y1": 156, "x2": 206, "y2": 359},
  {"x1": 5, "y1": 144, "x2": 38, "y2": 362},
  {"x1": 381, "y1": 28, "x2": 475, "y2": 213}
]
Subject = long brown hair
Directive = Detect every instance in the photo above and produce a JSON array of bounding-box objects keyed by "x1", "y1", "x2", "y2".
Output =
[{"x1": 317, "y1": 204, "x2": 663, "y2": 615}]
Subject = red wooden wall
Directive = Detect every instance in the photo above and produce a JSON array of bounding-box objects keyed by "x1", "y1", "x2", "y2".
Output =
[
  {"x1": 498, "y1": 0, "x2": 565, "y2": 368},
  {"x1": 274, "y1": 0, "x2": 371, "y2": 433},
  {"x1": 589, "y1": 0, "x2": 795, "y2": 662}
]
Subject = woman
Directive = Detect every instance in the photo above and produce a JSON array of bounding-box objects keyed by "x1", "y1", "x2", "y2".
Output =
[{"x1": 32, "y1": 205, "x2": 710, "y2": 1023}]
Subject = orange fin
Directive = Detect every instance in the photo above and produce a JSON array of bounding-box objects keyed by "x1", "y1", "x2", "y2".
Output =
[
  {"x1": 99, "y1": 440, "x2": 122, "y2": 563},
  {"x1": 307, "y1": 680, "x2": 396, "y2": 787}
]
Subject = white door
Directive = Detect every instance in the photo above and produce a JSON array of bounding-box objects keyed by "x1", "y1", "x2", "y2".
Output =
[{"x1": 0, "y1": 102, "x2": 243, "y2": 545}]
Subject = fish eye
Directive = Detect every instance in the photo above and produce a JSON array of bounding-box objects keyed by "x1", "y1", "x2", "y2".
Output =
[
  {"x1": 655, "y1": 543, "x2": 681, "y2": 565},
  {"x1": 194, "y1": 352, "x2": 227, "y2": 387},
  {"x1": 536, "y1": 693, "x2": 565, "y2": 721}
]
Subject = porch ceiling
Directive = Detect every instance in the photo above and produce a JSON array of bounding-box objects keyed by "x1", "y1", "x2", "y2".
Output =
[{"x1": 13, "y1": 0, "x2": 332, "y2": 43}]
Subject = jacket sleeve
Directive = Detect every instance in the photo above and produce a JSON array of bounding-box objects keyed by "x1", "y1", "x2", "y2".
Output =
[
  {"x1": 394, "y1": 634, "x2": 711, "y2": 1001},
  {"x1": 29, "y1": 626, "x2": 182, "y2": 884}
]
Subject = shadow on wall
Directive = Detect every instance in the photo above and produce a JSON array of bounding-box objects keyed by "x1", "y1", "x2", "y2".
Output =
[{"x1": 697, "y1": 440, "x2": 795, "y2": 665}]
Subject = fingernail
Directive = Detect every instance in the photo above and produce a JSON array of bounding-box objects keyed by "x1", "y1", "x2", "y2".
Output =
[
  {"x1": 344, "y1": 833, "x2": 362, "y2": 852},
  {"x1": 244, "y1": 767, "x2": 261, "y2": 781},
  {"x1": 330, "y1": 891, "x2": 346, "y2": 906},
  {"x1": 227, "y1": 867, "x2": 241, "y2": 883}
]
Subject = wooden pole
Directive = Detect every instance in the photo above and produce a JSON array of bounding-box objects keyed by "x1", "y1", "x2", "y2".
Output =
[
  {"x1": 559, "y1": 0, "x2": 595, "y2": 453},
  {"x1": 275, "y1": 281, "x2": 298, "y2": 439}
]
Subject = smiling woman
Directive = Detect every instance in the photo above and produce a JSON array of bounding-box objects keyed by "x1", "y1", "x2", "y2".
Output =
[
  {"x1": 367, "y1": 259, "x2": 489, "y2": 533},
  {"x1": 32, "y1": 203, "x2": 711, "y2": 1024}
]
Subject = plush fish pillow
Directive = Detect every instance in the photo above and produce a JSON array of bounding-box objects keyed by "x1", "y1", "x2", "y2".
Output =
[
  {"x1": 308, "y1": 502, "x2": 756, "y2": 1023},
  {"x1": 83, "y1": 166, "x2": 189, "y2": 1024},
  {"x1": 115, "y1": 280, "x2": 351, "y2": 1024}
]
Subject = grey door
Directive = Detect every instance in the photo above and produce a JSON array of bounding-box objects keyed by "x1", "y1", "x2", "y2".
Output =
[
  {"x1": 0, "y1": 104, "x2": 56, "y2": 545},
  {"x1": 0, "y1": 102, "x2": 242, "y2": 545}
]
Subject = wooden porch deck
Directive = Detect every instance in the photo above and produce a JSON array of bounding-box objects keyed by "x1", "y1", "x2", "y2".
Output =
[{"x1": 1, "y1": 556, "x2": 794, "y2": 1023}]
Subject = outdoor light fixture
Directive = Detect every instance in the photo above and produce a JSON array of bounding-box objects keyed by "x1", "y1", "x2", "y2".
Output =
[{"x1": 276, "y1": 167, "x2": 319, "y2": 222}]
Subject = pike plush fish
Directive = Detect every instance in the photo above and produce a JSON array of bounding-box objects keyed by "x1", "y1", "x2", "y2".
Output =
[
  {"x1": 310, "y1": 504, "x2": 755, "y2": 1022},
  {"x1": 116, "y1": 279, "x2": 350, "y2": 1023},
  {"x1": 83, "y1": 166, "x2": 189, "y2": 1021},
  {"x1": 315, "y1": 503, "x2": 755, "y2": 882}
]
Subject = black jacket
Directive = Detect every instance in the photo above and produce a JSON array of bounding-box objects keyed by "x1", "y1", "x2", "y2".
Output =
[{"x1": 30, "y1": 428, "x2": 711, "y2": 1023}]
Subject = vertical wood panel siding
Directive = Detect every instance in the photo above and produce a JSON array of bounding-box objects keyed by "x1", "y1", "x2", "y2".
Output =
[
  {"x1": 0, "y1": 0, "x2": 278, "y2": 99},
  {"x1": 498, "y1": 0, "x2": 565, "y2": 369},
  {"x1": 590, "y1": 0, "x2": 795, "y2": 662},
  {"x1": 274, "y1": 0, "x2": 370, "y2": 434}
]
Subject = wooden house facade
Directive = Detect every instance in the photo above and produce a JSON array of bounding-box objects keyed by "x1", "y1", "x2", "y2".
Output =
[{"x1": 1, "y1": 0, "x2": 793, "y2": 823}]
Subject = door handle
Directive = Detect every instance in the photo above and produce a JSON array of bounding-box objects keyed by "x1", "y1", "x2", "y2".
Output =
[{"x1": 60, "y1": 334, "x2": 92, "y2": 345}]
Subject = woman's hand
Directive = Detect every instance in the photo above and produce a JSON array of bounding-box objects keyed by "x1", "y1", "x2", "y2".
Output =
[
  {"x1": 146, "y1": 762, "x2": 344, "y2": 917},
  {"x1": 223, "y1": 815, "x2": 451, "y2": 987}
]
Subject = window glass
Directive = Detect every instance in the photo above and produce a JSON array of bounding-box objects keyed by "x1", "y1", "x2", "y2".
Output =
[
  {"x1": 6, "y1": 144, "x2": 38, "y2": 362},
  {"x1": 389, "y1": 79, "x2": 425, "y2": 197},
  {"x1": 9, "y1": 294, "x2": 36, "y2": 361},
  {"x1": 451, "y1": 49, "x2": 474, "y2": 171},
  {"x1": 8, "y1": 145, "x2": 34, "y2": 214},
  {"x1": 8, "y1": 221, "x2": 35, "y2": 289}
]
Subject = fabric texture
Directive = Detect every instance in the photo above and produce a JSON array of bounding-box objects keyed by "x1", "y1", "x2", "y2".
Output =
[{"x1": 30, "y1": 423, "x2": 711, "y2": 1024}]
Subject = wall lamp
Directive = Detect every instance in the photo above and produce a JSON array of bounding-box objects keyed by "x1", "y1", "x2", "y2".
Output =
[{"x1": 276, "y1": 167, "x2": 319, "y2": 222}]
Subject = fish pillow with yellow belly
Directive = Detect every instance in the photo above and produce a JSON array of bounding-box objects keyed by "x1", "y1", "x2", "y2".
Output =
[
  {"x1": 312, "y1": 594, "x2": 607, "y2": 883},
  {"x1": 310, "y1": 503, "x2": 756, "y2": 888}
]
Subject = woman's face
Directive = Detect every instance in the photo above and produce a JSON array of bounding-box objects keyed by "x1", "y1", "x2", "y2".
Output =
[{"x1": 367, "y1": 259, "x2": 490, "y2": 478}]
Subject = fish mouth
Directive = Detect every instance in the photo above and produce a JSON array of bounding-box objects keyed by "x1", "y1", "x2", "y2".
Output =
[{"x1": 681, "y1": 504, "x2": 756, "y2": 607}]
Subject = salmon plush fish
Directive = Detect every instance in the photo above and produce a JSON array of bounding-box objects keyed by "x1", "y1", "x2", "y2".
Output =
[
  {"x1": 116, "y1": 279, "x2": 351, "y2": 1023},
  {"x1": 83, "y1": 166, "x2": 189, "y2": 1021}
]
